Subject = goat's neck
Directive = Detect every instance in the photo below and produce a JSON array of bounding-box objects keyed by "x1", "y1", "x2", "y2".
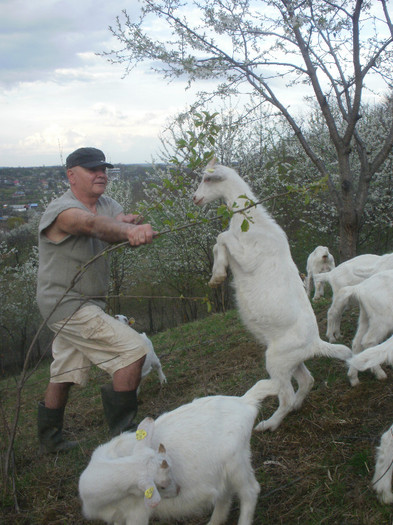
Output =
[
  {"x1": 224, "y1": 182, "x2": 258, "y2": 212},
  {"x1": 224, "y1": 182, "x2": 279, "y2": 232}
]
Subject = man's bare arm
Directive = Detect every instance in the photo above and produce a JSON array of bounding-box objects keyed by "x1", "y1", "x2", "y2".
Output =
[
  {"x1": 44, "y1": 208, "x2": 156, "y2": 246},
  {"x1": 116, "y1": 212, "x2": 144, "y2": 225}
]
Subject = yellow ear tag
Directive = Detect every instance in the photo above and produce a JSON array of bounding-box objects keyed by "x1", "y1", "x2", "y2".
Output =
[
  {"x1": 136, "y1": 429, "x2": 147, "y2": 440},
  {"x1": 207, "y1": 168, "x2": 215, "y2": 173},
  {"x1": 144, "y1": 486, "x2": 154, "y2": 499}
]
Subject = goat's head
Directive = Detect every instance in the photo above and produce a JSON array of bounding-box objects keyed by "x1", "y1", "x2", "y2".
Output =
[
  {"x1": 193, "y1": 158, "x2": 238, "y2": 206},
  {"x1": 314, "y1": 246, "x2": 330, "y2": 261},
  {"x1": 135, "y1": 418, "x2": 180, "y2": 508},
  {"x1": 115, "y1": 314, "x2": 135, "y2": 326}
]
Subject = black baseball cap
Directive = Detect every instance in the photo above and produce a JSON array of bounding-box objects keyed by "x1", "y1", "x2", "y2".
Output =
[{"x1": 66, "y1": 147, "x2": 114, "y2": 169}]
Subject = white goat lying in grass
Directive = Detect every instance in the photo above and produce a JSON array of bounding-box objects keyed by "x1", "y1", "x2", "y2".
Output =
[
  {"x1": 305, "y1": 246, "x2": 335, "y2": 300},
  {"x1": 313, "y1": 253, "x2": 393, "y2": 342},
  {"x1": 79, "y1": 379, "x2": 278, "y2": 525},
  {"x1": 328, "y1": 270, "x2": 393, "y2": 385},
  {"x1": 192, "y1": 159, "x2": 351, "y2": 431},
  {"x1": 115, "y1": 315, "x2": 167, "y2": 392}
]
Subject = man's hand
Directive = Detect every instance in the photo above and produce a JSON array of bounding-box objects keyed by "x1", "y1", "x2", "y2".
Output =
[
  {"x1": 126, "y1": 223, "x2": 157, "y2": 246},
  {"x1": 119, "y1": 213, "x2": 144, "y2": 225}
]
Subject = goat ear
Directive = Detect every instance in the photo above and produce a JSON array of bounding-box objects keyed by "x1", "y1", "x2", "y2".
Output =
[
  {"x1": 135, "y1": 417, "x2": 155, "y2": 446},
  {"x1": 139, "y1": 480, "x2": 161, "y2": 508},
  {"x1": 206, "y1": 157, "x2": 217, "y2": 170}
]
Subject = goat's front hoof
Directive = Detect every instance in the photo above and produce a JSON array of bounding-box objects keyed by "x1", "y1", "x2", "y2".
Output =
[{"x1": 208, "y1": 275, "x2": 226, "y2": 287}]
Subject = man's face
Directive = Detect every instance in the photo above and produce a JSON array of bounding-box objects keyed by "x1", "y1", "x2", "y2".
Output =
[{"x1": 68, "y1": 166, "x2": 108, "y2": 198}]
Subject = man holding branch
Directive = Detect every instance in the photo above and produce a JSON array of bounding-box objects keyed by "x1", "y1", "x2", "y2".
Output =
[{"x1": 36, "y1": 147, "x2": 156, "y2": 453}]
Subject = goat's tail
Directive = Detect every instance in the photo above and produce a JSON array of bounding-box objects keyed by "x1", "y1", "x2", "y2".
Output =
[
  {"x1": 242, "y1": 379, "x2": 279, "y2": 407},
  {"x1": 348, "y1": 336, "x2": 393, "y2": 371},
  {"x1": 317, "y1": 340, "x2": 352, "y2": 361}
]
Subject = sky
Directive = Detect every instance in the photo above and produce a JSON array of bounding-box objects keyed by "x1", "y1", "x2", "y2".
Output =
[
  {"x1": 1, "y1": 1, "x2": 390, "y2": 169},
  {"x1": 0, "y1": 0, "x2": 209, "y2": 168}
]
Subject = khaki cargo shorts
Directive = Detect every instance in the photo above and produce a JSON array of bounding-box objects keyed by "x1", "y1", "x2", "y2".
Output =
[{"x1": 48, "y1": 305, "x2": 148, "y2": 386}]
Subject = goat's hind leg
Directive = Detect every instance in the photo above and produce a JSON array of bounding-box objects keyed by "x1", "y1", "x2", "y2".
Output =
[
  {"x1": 254, "y1": 374, "x2": 296, "y2": 432},
  {"x1": 235, "y1": 465, "x2": 260, "y2": 525},
  {"x1": 207, "y1": 496, "x2": 232, "y2": 525},
  {"x1": 236, "y1": 483, "x2": 260, "y2": 525},
  {"x1": 292, "y1": 362, "x2": 314, "y2": 410},
  {"x1": 219, "y1": 455, "x2": 260, "y2": 525}
]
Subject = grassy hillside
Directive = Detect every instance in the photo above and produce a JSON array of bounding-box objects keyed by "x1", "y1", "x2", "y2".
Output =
[{"x1": 1, "y1": 301, "x2": 393, "y2": 524}]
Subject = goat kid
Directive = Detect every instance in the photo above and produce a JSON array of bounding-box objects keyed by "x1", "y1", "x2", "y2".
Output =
[
  {"x1": 79, "y1": 379, "x2": 278, "y2": 525},
  {"x1": 305, "y1": 246, "x2": 335, "y2": 300},
  {"x1": 79, "y1": 416, "x2": 179, "y2": 524},
  {"x1": 115, "y1": 315, "x2": 167, "y2": 391},
  {"x1": 329, "y1": 270, "x2": 393, "y2": 385},
  {"x1": 313, "y1": 253, "x2": 393, "y2": 342},
  {"x1": 192, "y1": 159, "x2": 351, "y2": 431}
]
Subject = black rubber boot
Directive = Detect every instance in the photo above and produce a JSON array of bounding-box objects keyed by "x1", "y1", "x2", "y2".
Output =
[
  {"x1": 37, "y1": 401, "x2": 78, "y2": 454},
  {"x1": 100, "y1": 383, "x2": 138, "y2": 436}
]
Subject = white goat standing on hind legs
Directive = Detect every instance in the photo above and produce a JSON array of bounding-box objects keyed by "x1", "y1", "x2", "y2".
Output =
[{"x1": 193, "y1": 159, "x2": 352, "y2": 432}]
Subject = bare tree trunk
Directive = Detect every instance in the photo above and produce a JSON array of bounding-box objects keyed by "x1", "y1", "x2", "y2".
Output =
[{"x1": 338, "y1": 207, "x2": 359, "y2": 261}]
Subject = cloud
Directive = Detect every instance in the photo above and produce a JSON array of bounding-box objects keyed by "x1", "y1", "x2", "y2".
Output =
[
  {"x1": 0, "y1": 0, "x2": 139, "y2": 87},
  {"x1": 0, "y1": 0, "x2": 199, "y2": 166}
]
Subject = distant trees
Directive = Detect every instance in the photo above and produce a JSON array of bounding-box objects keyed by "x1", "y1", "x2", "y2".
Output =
[
  {"x1": 2, "y1": 95, "x2": 393, "y2": 371},
  {"x1": 0, "y1": 231, "x2": 43, "y2": 374},
  {"x1": 106, "y1": 0, "x2": 393, "y2": 261}
]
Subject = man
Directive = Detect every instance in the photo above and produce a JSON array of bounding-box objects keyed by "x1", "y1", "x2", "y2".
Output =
[{"x1": 36, "y1": 147, "x2": 156, "y2": 453}]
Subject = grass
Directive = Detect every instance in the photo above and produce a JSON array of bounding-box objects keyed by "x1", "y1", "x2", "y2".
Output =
[{"x1": 1, "y1": 304, "x2": 393, "y2": 524}]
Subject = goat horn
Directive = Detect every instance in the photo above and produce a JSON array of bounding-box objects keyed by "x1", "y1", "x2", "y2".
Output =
[
  {"x1": 158, "y1": 443, "x2": 166, "y2": 453},
  {"x1": 161, "y1": 459, "x2": 169, "y2": 468}
]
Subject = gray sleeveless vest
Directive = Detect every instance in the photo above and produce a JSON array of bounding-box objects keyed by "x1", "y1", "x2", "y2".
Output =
[{"x1": 36, "y1": 189, "x2": 123, "y2": 325}]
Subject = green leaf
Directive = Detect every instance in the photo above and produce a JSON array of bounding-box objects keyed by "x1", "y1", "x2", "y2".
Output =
[{"x1": 241, "y1": 219, "x2": 250, "y2": 232}]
